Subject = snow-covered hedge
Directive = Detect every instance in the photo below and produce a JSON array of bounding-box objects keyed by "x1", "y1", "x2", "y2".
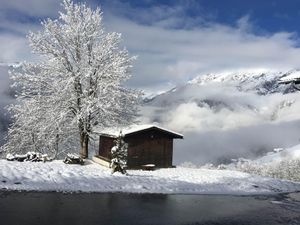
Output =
[{"x1": 6, "y1": 152, "x2": 49, "y2": 162}]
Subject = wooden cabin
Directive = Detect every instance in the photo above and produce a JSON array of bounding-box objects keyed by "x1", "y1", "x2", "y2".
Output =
[{"x1": 93, "y1": 125, "x2": 183, "y2": 169}]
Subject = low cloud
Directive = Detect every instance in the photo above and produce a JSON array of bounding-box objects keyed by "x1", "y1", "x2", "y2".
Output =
[
  {"x1": 141, "y1": 81, "x2": 300, "y2": 165},
  {"x1": 173, "y1": 121, "x2": 300, "y2": 165},
  {"x1": 0, "y1": 0, "x2": 60, "y2": 18},
  {"x1": 0, "y1": 34, "x2": 33, "y2": 62}
]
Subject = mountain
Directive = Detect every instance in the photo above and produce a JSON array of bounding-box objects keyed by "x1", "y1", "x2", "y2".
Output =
[
  {"x1": 144, "y1": 70, "x2": 297, "y2": 124},
  {"x1": 146, "y1": 70, "x2": 298, "y2": 107},
  {"x1": 142, "y1": 70, "x2": 300, "y2": 165}
]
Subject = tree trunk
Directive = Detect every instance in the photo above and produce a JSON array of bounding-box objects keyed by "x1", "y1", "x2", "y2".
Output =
[{"x1": 80, "y1": 132, "x2": 89, "y2": 159}]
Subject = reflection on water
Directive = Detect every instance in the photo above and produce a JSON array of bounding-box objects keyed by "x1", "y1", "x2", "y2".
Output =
[{"x1": 0, "y1": 191, "x2": 300, "y2": 225}]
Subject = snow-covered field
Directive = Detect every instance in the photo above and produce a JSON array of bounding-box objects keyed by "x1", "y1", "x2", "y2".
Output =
[{"x1": 0, "y1": 159, "x2": 300, "y2": 195}]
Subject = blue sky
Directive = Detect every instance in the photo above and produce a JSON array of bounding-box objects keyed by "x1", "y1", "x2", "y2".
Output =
[
  {"x1": 92, "y1": 0, "x2": 300, "y2": 36},
  {"x1": 99, "y1": 0, "x2": 300, "y2": 34},
  {"x1": 2, "y1": 0, "x2": 300, "y2": 93}
]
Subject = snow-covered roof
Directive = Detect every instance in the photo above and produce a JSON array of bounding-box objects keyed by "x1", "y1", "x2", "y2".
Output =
[{"x1": 94, "y1": 124, "x2": 183, "y2": 139}]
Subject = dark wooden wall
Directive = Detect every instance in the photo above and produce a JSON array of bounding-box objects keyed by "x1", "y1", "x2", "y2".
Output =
[
  {"x1": 98, "y1": 129, "x2": 175, "y2": 168},
  {"x1": 126, "y1": 136, "x2": 173, "y2": 168}
]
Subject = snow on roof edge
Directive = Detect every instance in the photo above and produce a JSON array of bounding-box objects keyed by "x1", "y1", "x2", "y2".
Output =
[{"x1": 93, "y1": 124, "x2": 183, "y2": 138}]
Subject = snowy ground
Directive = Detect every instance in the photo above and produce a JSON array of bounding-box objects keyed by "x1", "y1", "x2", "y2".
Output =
[{"x1": 0, "y1": 160, "x2": 300, "y2": 195}]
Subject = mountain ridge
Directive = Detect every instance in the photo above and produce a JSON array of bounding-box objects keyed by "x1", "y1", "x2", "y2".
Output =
[{"x1": 150, "y1": 70, "x2": 299, "y2": 104}]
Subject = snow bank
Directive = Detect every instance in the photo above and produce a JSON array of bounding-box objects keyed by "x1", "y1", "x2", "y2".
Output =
[
  {"x1": 0, "y1": 160, "x2": 300, "y2": 194},
  {"x1": 95, "y1": 124, "x2": 183, "y2": 138}
]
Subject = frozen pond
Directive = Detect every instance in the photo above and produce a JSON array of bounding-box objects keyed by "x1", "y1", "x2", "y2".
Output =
[{"x1": 0, "y1": 191, "x2": 300, "y2": 225}]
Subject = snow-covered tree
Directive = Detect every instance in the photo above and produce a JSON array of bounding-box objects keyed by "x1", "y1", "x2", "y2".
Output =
[
  {"x1": 2, "y1": 64, "x2": 78, "y2": 158},
  {"x1": 2, "y1": 0, "x2": 140, "y2": 158},
  {"x1": 110, "y1": 131, "x2": 128, "y2": 174}
]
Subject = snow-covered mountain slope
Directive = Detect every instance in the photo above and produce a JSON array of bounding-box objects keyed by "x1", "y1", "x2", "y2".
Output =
[
  {"x1": 146, "y1": 70, "x2": 297, "y2": 108},
  {"x1": 143, "y1": 70, "x2": 300, "y2": 129},
  {"x1": 141, "y1": 70, "x2": 300, "y2": 165}
]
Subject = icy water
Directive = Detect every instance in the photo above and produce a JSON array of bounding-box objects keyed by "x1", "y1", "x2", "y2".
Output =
[{"x1": 0, "y1": 191, "x2": 300, "y2": 225}]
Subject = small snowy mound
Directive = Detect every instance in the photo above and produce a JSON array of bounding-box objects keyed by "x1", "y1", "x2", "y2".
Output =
[
  {"x1": 0, "y1": 160, "x2": 300, "y2": 194},
  {"x1": 63, "y1": 153, "x2": 84, "y2": 165}
]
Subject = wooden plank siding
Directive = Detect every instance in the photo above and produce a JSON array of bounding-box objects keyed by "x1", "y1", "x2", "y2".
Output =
[{"x1": 97, "y1": 126, "x2": 182, "y2": 169}]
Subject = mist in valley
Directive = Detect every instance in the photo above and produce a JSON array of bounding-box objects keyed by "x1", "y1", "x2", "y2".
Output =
[{"x1": 141, "y1": 74, "x2": 300, "y2": 165}]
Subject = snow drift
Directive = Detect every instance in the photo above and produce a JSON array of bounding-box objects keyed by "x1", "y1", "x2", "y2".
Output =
[{"x1": 0, "y1": 159, "x2": 300, "y2": 194}]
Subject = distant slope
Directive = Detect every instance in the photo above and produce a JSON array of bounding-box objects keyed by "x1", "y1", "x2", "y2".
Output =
[
  {"x1": 143, "y1": 70, "x2": 300, "y2": 130},
  {"x1": 141, "y1": 70, "x2": 300, "y2": 165},
  {"x1": 147, "y1": 70, "x2": 297, "y2": 108},
  {"x1": 0, "y1": 64, "x2": 16, "y2": 145}
]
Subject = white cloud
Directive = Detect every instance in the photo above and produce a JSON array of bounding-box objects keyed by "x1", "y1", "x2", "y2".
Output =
[
  {"x1": 0, "y1": 34, "x2": 33, "y2": 62},
  {"x1": 0, "y1": 0, "x2": 59, "y2": 62},
  {"x1": 103, "y1": 13, "x2": 300, "y2": 91},
  {"x1": 140, "y1": 79, "x2": 300, "y2": 165},
  {"x1": 173, "y1": 121, "x2": 300, "y2": 165},
  {"x1": 142, "y1": 83, "x2": 300, "y2": 132},
  {"x1": 0, "y1": 0, "x2": 60, "y2": 18},
  {"x1": 1, "y1": 1, "x2": 300, "y2": 92}
]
